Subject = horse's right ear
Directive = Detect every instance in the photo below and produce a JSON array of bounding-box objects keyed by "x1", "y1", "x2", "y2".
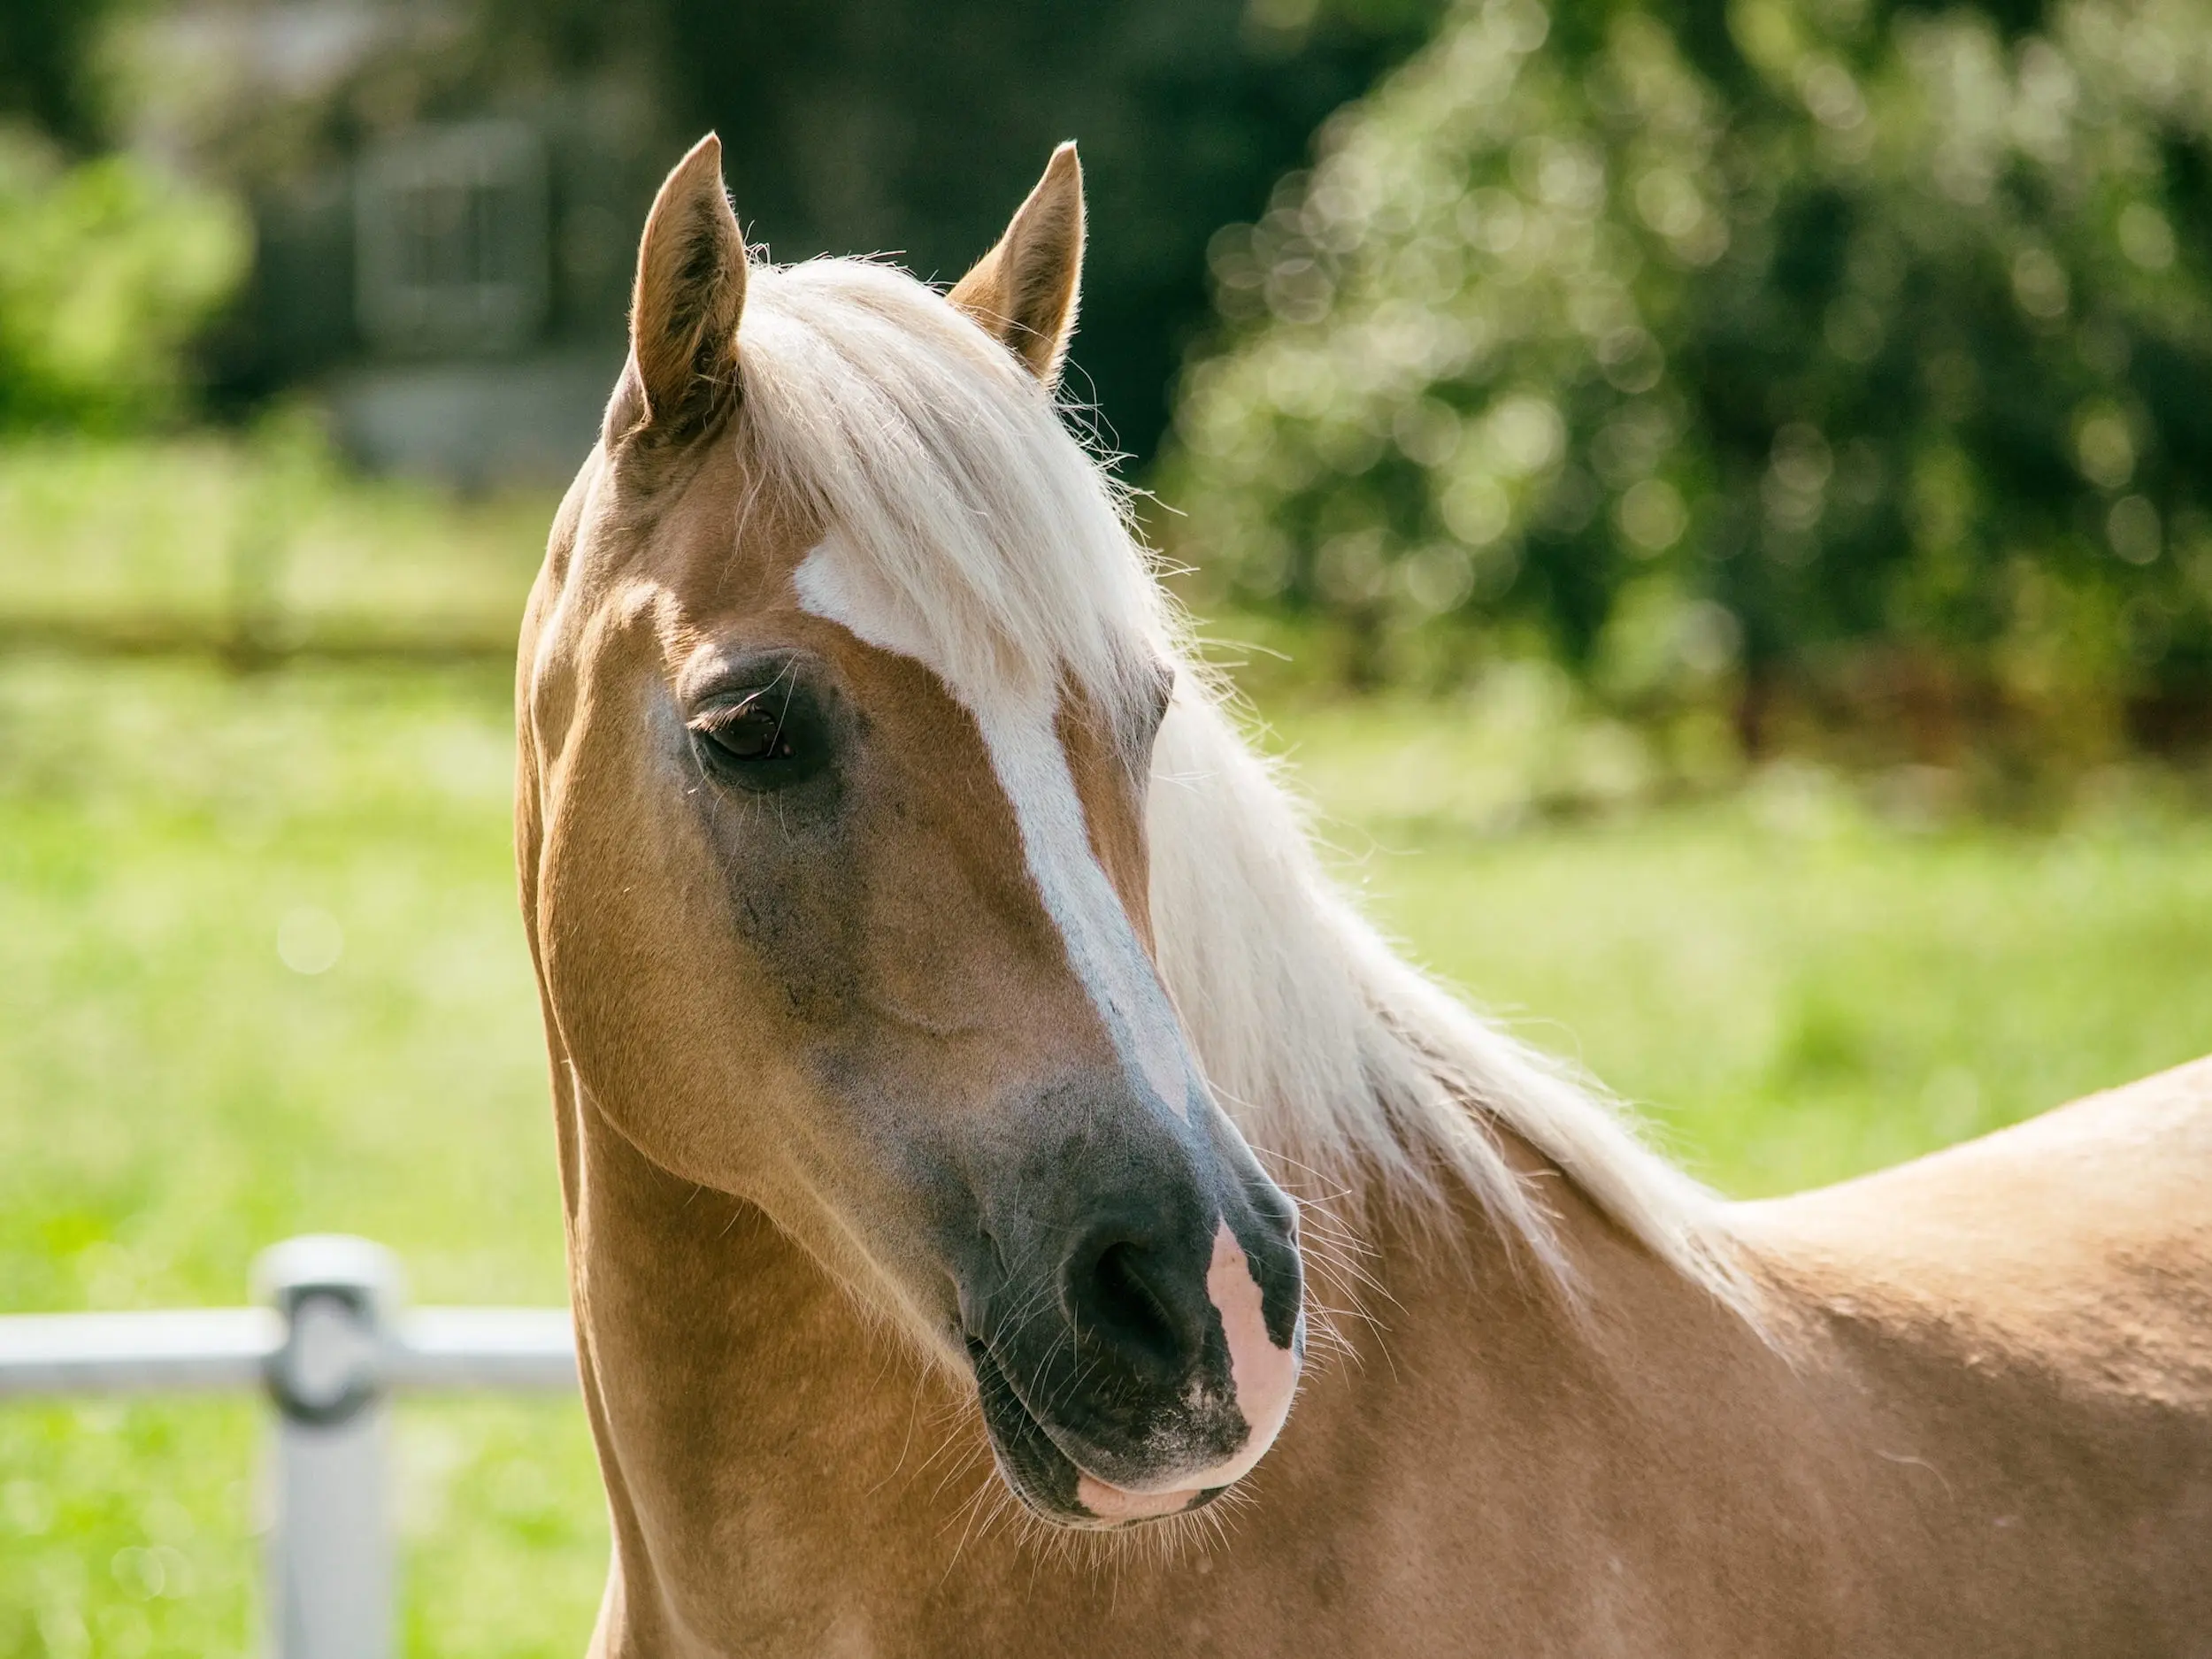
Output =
[{"x1": 618, "y1": 134, "x2": 747, "y2": 439}]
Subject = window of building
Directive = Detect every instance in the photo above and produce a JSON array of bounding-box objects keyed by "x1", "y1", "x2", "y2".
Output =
[{"x1": 355, "y1": 119, "x2": 549, "y2": 357}]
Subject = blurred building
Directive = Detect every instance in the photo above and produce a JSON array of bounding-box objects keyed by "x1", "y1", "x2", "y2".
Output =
[
  {"x1": 116, "y1": 0, "x2": 1429, "y2": 480},
  {"x1": 128, "y1": 0, "x2": 670, "y2": 487}
]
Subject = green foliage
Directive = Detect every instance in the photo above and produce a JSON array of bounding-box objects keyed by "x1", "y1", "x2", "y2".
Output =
[
  {"x1": 0, "y1": 131, "x2": 247, "y2": 432},
  {"x1": 1167, "y1": 0, "x2": 2212, "y2": 751},
  {"x1": 0, "y1": 0, "x2": 121, "y2": 149}
]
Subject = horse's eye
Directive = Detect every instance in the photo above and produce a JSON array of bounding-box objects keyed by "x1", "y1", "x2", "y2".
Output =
[
  {"x1": 687, "y1": 677, "x2": 833, "y2": 792},
  {"x1": 695, "y1": 698, "x2": 789, "y2": 764}
]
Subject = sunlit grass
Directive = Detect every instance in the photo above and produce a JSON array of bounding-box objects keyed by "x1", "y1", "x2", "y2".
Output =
[
  {"x1": 0, "y1": 433, "x2": 545, "y2": 645},
  {"x1": 0, "y1": 658, "x2": 601, "y2": 1659}
]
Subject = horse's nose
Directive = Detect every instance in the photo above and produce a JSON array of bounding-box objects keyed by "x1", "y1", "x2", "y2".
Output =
[{"x1": 1060, "y1": 1219, "x2": 1211, "y2": 1387}]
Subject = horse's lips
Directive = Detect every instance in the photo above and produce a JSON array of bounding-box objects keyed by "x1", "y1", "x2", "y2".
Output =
[
  {"x1": 1073, "y1": 1469, "x2": 1205, "y2": 1521},
  {"x1": 964, "y1": 1336, "x2": 1218, "y2": 1525},
  {"x1": 962, "y1": 1227, "x2": 1304, "y2": 1524}
]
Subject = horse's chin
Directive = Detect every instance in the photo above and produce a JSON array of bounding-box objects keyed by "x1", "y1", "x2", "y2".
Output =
[{"x1": 965, "y1": 1337, "x2": 1228, "y2": 1531}]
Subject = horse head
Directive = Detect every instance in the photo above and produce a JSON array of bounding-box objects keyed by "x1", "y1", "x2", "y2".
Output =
[{"x1": 519, "y1": 135, "x2": 1303, "y2": 1529}]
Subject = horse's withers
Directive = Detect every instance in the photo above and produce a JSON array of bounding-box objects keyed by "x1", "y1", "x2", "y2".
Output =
[{"x1": 522, "y1": 135, "x2": 1302, "y2": 1530}]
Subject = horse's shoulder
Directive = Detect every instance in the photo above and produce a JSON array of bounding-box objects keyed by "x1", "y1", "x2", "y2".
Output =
[{"x1": 1737, "y1": 1056, "x2": 2212, "y2": 1400}]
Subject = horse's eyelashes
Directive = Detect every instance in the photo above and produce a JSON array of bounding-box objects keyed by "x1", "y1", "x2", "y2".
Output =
[
  {"x1": 689, "y1": 691, "x2": 824, "y2": 787},
  {"x1": 702, "y1": 701, "x2": 782, "y2": 761}
]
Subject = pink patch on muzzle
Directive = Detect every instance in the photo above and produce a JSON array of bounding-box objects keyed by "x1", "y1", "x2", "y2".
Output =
[
  {"x1": 1071, "y1": 1222, "x2": 1301, "y2": 1522},
  {"x1": 1190, "y1": 1219, "x2": 1300, "y2": 1485}
]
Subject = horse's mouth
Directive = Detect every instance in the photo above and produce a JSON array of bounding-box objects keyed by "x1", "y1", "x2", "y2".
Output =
[{"x1": 964, "y1": 1336, "x2": 1225, "y2": 1530}]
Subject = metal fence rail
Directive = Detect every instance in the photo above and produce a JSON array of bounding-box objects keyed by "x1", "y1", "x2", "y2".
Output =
[{"x1": 0, "y1": 1235, "x2": 577, "y2": 1659}]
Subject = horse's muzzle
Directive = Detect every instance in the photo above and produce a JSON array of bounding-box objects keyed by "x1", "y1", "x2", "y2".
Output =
[{"x1": 963, "y1": 1159, "x2": 1305, "y2": 1529}]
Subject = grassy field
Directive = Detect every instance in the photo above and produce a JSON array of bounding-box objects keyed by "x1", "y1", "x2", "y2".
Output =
[
  {"x1": 0, "y1": 434, "x2": 542, "y2": 651},
  {"x1": 0, "y1": 659, "x2": 602, "y2": 1658},
  {"x1": 2, "y1": 443, "x2": 2210, "y2": 1655}
]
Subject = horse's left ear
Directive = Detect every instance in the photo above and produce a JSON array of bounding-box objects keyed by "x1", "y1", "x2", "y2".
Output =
[{"x1": 949, "y1": 142, "x2": 1085, "y2": 386}]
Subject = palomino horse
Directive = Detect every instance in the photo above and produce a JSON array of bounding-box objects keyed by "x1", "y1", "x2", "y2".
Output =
[{"x1": 516, "y1": 135, "x2": 2212, "y2": 1655}]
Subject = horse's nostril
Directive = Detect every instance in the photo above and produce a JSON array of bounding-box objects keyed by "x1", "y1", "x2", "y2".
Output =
[
  {"x1": 1068, "y1": 1235, "x2": 1197, "y2": 1381},
  {"x1": 1098, "y1": 1242, "x2": 1174, "y2": 1347}
]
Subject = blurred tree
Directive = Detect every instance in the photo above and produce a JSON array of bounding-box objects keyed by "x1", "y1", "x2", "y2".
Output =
[
  {"x1": 0, "y1": 0, "x2": 122, "y2": 149},
  {"x1": 1167, "y1": 0, "x2": 2212, "y2": 760},
  {"x1": 0, "y1": 129, "x2": 248, "y2": 429}
]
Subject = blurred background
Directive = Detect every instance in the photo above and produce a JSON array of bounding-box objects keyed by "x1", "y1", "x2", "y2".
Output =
[{"x1": 4, "y1": 0, "x2": 2211, "y2": 1651}]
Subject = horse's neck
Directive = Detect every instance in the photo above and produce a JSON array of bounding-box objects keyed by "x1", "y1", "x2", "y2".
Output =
[
  {"x1": 564, "y1": 1084, "x2": 1012, "y2": 1654},
  {"x1": 564, "y1": 1087, "x2": 1848, "y2": 1656}
]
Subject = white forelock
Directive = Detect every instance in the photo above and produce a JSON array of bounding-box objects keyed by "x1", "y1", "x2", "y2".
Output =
[{"x1": 734, "y1": 255, "x2": 1748, "y2": 1311}]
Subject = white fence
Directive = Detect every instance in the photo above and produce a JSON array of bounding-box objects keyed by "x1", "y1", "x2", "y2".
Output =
[{"x1": 0, "y1": 1235, "x2": 577, "y2": 1659}]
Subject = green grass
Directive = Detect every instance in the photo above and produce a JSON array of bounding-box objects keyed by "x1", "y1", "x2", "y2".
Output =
[
  {"x1": 0, "y1": 433, "x2": 545, "y2": 647},
  {"x1": 2, "y1": 442, "x2": 2209, "y2": 1655},
  {"x1": 0, "y1": 658, "x2": 602, "y2": 1658}
]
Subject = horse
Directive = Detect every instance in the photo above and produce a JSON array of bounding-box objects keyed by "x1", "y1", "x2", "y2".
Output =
[{"x1": 514, "y1": 134, "x2": 2212, "y2": 1656}]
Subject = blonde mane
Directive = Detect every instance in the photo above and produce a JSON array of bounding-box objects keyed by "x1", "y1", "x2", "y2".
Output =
[{"x1": 733, "y1": 254, "x2": 1745, "y2": 1310}]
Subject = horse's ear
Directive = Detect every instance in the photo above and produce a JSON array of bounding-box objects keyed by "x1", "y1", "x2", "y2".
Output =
[
  {"x1": 949, "y1": 142, "x2": 1085, "y2": 386},
  {"x1": 622, "y1": 134, "x2": 746, "y2": 438}
]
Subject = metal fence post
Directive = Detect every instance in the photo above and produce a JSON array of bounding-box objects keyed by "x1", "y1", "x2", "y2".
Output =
[{"x1": 255, "y1": 1236, "x2": 403, "y2": 1659}]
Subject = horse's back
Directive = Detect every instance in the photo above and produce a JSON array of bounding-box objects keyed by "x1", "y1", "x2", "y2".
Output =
[
  {"x1": 1745, "y1": 1056, "x2": 2212, "y2": 1383},
  {"x1": 1738, "y1": 1058, "x2": 2212, "y2": 1655},
  {"x1": 1745, "y1": 1055, "x2": 2212, "y2": 1399}
]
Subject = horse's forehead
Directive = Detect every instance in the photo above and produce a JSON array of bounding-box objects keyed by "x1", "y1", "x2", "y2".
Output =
[
  {"x1": 788, "y1": 536, "x2": 945, "y2": 687},
  {"x1": 647, "y1": 442, "x2": 821, "y2": 597},
  {"x1": 794, "y1": 533, "x2": 1186, "y2": 1117}
]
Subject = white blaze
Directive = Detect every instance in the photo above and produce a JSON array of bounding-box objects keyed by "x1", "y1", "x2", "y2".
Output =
[
  {"x1": 796, "y1": 537, "x2": 1300, "y2": 1521},
  {"x1": 794, "y1": 538, "x2": 1192, "y2": 1118}
]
